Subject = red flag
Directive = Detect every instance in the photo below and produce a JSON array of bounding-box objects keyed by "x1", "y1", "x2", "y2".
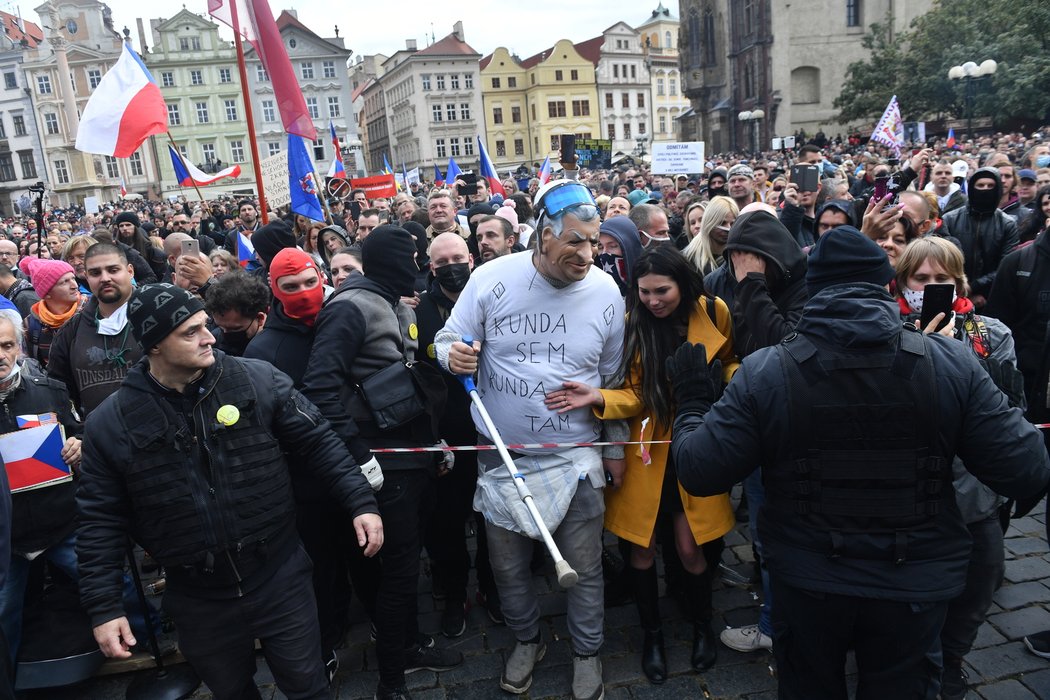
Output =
[
  {"x1": 349, "y1": 174, "x2": 398, "y2": 199},
  {"x1": 208, "y1": 0, "x2": 316, "y2": 140}
]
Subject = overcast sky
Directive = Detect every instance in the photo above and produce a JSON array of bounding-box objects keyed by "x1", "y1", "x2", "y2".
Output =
[{"x1": 86, "y1": 0, "x2": 664, "y2": 61}]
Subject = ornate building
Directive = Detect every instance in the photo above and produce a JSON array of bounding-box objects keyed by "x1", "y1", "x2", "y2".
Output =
[
  {"x1": 636, "y1": 3, "x2": 689, "y2": 144},
  {"x1": 0, "y1": 12, "x2": 47, "y2": 216}
]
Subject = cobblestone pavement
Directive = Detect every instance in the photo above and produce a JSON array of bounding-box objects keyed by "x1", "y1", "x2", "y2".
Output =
[{"x1": 38, "y1": 507, "x2": 1050, "y2": 699}]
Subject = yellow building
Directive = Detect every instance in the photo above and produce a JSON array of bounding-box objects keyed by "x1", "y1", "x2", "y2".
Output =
[{"x1": 481, "y1": 39, "x2": 600, "y2": 172}]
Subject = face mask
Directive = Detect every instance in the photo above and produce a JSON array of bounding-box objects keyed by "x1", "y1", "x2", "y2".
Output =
[
  {"x1": 903, "y1": 285, "x2": 957, "y2": 314},
  {"x1": 221, "y1": 324, "x2": 254, "y2": 356},
  {"x1": 595, "y1": 252, "x2": 629, "y2": 295},
  {"x1": 968, "y1": 184, "x2": 999, "y2": 215},
  {"x1": 708, "y1": 184, "x2": 726, "y2": 198},
  {"x1": 0, "y1": 360, "x2": 19, "y2": 383},
  {"x1": 434, "y1": 262, "x2": 471, "y2": 293},
  {"x1": 279, "y1": 278, "x2": 325, "y2": 325},
  {"x1": 1037, "y1": 155, "x2": 1050, "y2": 168}
]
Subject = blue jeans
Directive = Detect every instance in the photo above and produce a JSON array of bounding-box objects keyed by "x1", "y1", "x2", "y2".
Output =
[
  {"x1": 0, "y1": 533, "x2": 159, "y2": 663},
  {"x1": 486, "y1": 480, "x2": 606, "y2": 655},
  {"x1": 744, "y1": 469, "x2": 772, "y2": 636}
]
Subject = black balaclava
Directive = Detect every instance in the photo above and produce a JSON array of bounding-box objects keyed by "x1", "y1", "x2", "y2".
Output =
[
  {"x1": 402, "y1": 221, "x2": 430, "y2": 268},
  {"x1": 252, "y1": 220, "x2": 297, "y2": 268},
  {"x1": 362, "y1": 225, "x2": 419, "y2": 298},
  {"x1": 967, "y1": 167, "x2": 1002, "y2": 216}
]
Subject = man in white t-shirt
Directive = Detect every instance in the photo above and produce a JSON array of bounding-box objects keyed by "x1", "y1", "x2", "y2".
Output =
[{"x1": 436, "y1": 178, "x2": 624, "y2": 700}]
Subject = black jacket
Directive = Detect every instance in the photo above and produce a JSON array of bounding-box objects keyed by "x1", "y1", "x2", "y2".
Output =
[
  {"x1": 723, "y1": 211, "x2": 809, "y2": 357},
  {"x1": 4, "y1": 278, "x2": 38, "y2": 318},
  {"x1": 942, "y1": 169, "x2": 1019, "y2": 297},
  {"x1": 243, "y1": 300, "x2": 314, "y2": 388},
  {"x1": 672, "y1": 284, "x2": 1050, "y2": 601},
  {"x1": 2, "y1": 367, "x2": 82, "y2": 552},
  {"x1": 76, "y1": 352, "x2": 378, "y2": 624}
]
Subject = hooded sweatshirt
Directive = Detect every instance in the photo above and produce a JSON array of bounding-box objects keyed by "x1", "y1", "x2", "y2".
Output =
[
  {"x1": 942, "y1": 168, "x2": 1020, "y2": 297},
  {"x1": 597, "y1": 216, "x2": 644, "y2": 297},
  {"x1": 722, "y1": 210, "x2": 808, "y2": 357}
]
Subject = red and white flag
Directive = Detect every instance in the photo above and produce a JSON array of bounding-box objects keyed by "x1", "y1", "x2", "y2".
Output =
[{"x1": 208, "y1": 0, "x2": 316, "y2": 140}]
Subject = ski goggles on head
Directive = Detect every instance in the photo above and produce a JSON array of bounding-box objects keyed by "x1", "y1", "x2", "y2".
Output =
[{"x1": 536, "y1": 181, "x2": 596, "y2": 219}]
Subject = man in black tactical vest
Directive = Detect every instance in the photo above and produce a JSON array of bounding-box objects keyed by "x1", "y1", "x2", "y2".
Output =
[{"x1": 666, "y1": 226, "x2": 1050, "y2": 699}]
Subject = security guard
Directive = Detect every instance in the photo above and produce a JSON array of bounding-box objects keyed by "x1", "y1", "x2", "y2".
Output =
[{"x1": 666, "y1": 226, "x2": 1050, "y2": 699}]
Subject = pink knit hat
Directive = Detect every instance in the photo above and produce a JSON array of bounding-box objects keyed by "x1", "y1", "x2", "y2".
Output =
[
  {"x1": 19, "y1": 257, "x2": 74, "y2": 298},
  {"x1": 495, "y1": 199, "x2": 522, "y2": 233}
]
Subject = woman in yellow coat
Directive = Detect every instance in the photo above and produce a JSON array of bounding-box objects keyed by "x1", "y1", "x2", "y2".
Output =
[{"x1": 546, "y1": 245, "x2": 739, "y2": 684}]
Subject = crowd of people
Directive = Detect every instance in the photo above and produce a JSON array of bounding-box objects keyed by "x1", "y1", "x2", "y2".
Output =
[{"x1": 0, "y1": 127, "x2": 1048, "y2": 700}]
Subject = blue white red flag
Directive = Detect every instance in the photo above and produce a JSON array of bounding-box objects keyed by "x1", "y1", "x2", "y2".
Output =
[
  {"x1": 538, "y1": 156, "x2": 552, "y2": 185},
  {"x1": 16, "y1": 413, "x2": 57, "y2": 429},
  {"x1": 434, "y1": 164, "x2": 444, "y2": 185},
  {"x1": 237, "y1": 232, "x2": 256, "y2": 269},
  {"x1": 0, "y1": 423, "x2": 71, "y2": 493},
  {"x1": 477, "y1": 136, "x2": 506, "y2": 197},
  {"x1": 119, "y1": 178, "x2": 127, "y2": 198},
  {"x1": 327, "y1": 121, "x2": 346, "y2": 179},
  {"x1": 168, "y1": 146, "x2": 241, "y2": 187},
  {"x1": 946, "y1": 128, "x2": 957, "y2": 149},
  {"x1": 75, "y1": 43, "x2": 167, "y2": 158},
  {"x1": 288, "y1": 134, "x2": 324, "y2": 221}
]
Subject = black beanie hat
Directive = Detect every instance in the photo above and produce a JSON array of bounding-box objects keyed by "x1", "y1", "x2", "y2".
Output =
[
  {"x1": 401, "y1": 221, "x2": 429, "y2": 262},
  {"x1": 806, "y1": 225, "x2": 894, "y2": 296},
  {"x1": 114, "y1": 211, "x2": 141, "y2": 229},
  {"x1": 251, "y1": 220, "x2": 297, "y2": 267},
  {"x1": 128, "y1": 283, "x2": 206, "y2": 351},
  {"x1": 362, "y1": 225, "x2": 419, "y2": 297}
]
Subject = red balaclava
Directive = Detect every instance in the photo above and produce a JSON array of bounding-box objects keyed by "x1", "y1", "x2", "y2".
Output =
[{"x1": 269, "y1": 248, "x2": 324, "y2": 325}]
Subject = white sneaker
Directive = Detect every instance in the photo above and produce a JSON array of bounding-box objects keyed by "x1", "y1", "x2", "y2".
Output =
[{"x1": 720, "y1": 624, "x2": 773, "y2": 652}]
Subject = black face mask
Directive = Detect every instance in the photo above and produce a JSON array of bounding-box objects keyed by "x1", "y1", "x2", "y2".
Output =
[
  {"x1": 595, "y1": 252, "x2": 629, "y2": 296},
  {"x1": 221, "y1": 328, "x2": 251, "y2": 356},
  {"x1": 434, "y1": 262, "x2": 471, "y2": 293},
  {"x1": 708, "y1": 184, "x2": 726, "y2": 198},
  {"x1": 969, "y1": 182, "x2": 999, "y2": 215}
]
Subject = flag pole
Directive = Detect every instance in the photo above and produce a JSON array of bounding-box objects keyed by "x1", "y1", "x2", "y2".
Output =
[
  {"x1": 315, "y1": 168, "x2": 333, "y2": 224},
  {"x1": 165, "y1": 132, "x2": 208, "y2": 204},
  {"x1": 229, "y1": 0, "x2": 270, "y2": 225}
]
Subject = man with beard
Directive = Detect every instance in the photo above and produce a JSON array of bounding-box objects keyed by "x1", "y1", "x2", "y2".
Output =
[
  {"x1": 706, "y1": 169, "x2": 728, "y2": 200},
  {"x1": 47, "y1": 243, "x2": 142, "y2": 417},
  {"x1": 475, "y1": 215, "x2": 515, "y2": 264},
  {"x1": 416, "y1": 233, "x2": 501, "y2": 637},
  {"x1": 113, "y1": 212, "x2": 166, "y2": 280},
  {"x1": 223, "y1": 200, "x2": 262, "y2": 260}
]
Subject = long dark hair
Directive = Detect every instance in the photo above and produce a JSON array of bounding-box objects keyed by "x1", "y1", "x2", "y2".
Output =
[
  {"x1": 1019, "y1": 185, "x2": 1050, "y2": 244},
  {"x1": 621, "y1": 246, "x2": 707, "y2": 428}
]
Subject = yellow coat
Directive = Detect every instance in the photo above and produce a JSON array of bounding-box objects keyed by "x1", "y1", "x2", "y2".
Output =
[{"x1": 597, "y1": 296, "x2": 740, "y2": 548}]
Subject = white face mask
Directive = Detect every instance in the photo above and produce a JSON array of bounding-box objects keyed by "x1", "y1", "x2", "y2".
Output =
[
  {"x1": 0, "y1": 360, "x2": 19, "y2": 383},
  {"x1": 903, "y1": 285, "x2": 957, "y2": 314}
]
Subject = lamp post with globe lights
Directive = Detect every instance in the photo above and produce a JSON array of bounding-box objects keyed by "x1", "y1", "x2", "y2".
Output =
[
  {"x1": 948, "y1": 59, "x2": 997, "y2": 142},
  {"x1": 738, "y1": 109, "x2": 765, "y2": 156}
]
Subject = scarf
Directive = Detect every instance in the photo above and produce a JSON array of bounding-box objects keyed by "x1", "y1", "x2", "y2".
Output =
[{"x1": 33, "y1": 297, "x2": 80, "y2": 329}]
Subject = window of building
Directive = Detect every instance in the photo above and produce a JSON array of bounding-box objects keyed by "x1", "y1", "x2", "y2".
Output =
[
  {"x1": 791, "y1": 66, "x2": 821, "y2": 104},
  {"x1": 605, "y1": 92, "x2": 614, "y2": 109},
  {"x1": 179, "y1": 38, "x2": 189, "y2": 51},
  {"x1": 555, "y1": 70, "x2": 563, "y2": 81},
  {"x1": 571, "y1": 100, "x2": 590, "y2": 117},
  {"x1": 638, "y1": 92, "x2": 646, "y2": 108},
  {"x1": 422, "y1": 74, "x2": 431, "y2": 90},
  {"x1": 464, "y1": 138, "x2": 474, "y2": 156},
  {"x1": 547, "y1": 101, "x2": 566, "y2": 118},
  {"x1": 630, "y1": 65, "x2": 636, "y2": 79},
  {"x1": 535, "y1": 136, "x2": 539, "y2": 152},
  {"x1": 219, "y1": 68, "x2": 232, "y2": 83},
  {"x1": 511, "y1": 106, "x2": 521, "y2": 123},
  {"x1": 496, "y1": 140, "x2": 506, "y2": 157},
  {"x1": 514, "y1": 138, "x2": 524, "y2": 156},
  {"x1": 492, "y1": 107, "x2": 503, "y2": 124},
  {"x1": 665, "y1": 31, "x2": 672, "y2": 48},
  {"x1": 638, "y1": 121, "x2": 647, "y2": 135},
  {"x1": 0, "y1": 118, "x2": 6, "y2": 138},
  {"x1": 688, "y1": 11, "x2": 701, "y2": 67},
  {"x1": 12, "y1": 115, "x2": 25, "y2": 136},
  {"x1": 195, "y1": 102, "x2": 209, "y2": 123},
  {"x1": 450, "y1": 137, "x2": 460, "y2": 156},
  {"x1": 328, "y1": 96, "x2": 341, "y2": 117},
  {"x1": 36, "y1": 75, "x2": 51, "y2": 94},
  {"x1": 465, "y1": 73, "x2": 473, "y2": 88},
  {"x1": 491, "y1": 76, "x2": 500, "y2": 89},
  {"x1": 160, "y1": 71, "x2": 175, "y2": 88},
  {"x1": 230, "y1": 140, "x2": 244, "y2": 162},
  {"x1": 166, "y1": 104, "x2": 180, "y2": 125},
  {"x1": 267, "y1": 142, "x2": 281, "y2": 157},
  {"x1": 43, "y1": 113, "x2": 59, "y2": 135},
  {"x1": 531, "y1": 103, "x2": 536, "y2": 120},
  {"x1": 323, "y1": 60, "x2": 336, "y2": 78},
  {"x1": 224, "y1": 99, "x2": 238, "y2": 121},
  {"x1": 191, "y1": 70, "x2": 203, "y2": 86},
  {"x1": 18, "y1": 151, "x2": 35, "y2": 179},
  {"x1": 306, "y1": 97, "x2": 319, "y2": 119},
  {"x1": 613, "y1": 65, "x2": 619, "y2": 79},
  {"x1": 550, "y1": 135, "x2": 560, "y2": 151},
  {"x1": 3, "y1": 72, "x2": 15, "y2": 90},
  {"x1": 262, "y1": 100, "x2": 276, "y2": 122},
  {"x1": 623, "y1": 123, "x2": 631, "y2": 139},
  {"x1": 432, "y1": 104, "x2": 443, "y2": 122},
  {"x1": 128, "y1": 152, "x2": 143, "y2": 176},
  {"x1": 0, "y1": 153, "x2": 15, "y2": 180},
  {"x1": 435, "y1": 138, "x2": 446, "y2": 158},
  {"x1": 704, "y1": 11, "x2": 717, "y2": 65},
  {"x1": 103, "y1": 155, "x2": 119, "y2": 178},
  {"x1": 256, "y1": 65, "x2": 269, "y2": 82},
  {"x1": 52, "y1": 158, "x2": 68, "y2": 184},
  {"x1": 312, "y1": 138, "x2": 324, "y2": 162},
  {"x1": 460, "y1": 103, "x2": 470, "y2": 120},
  {"x1": 607, "y1": 123, "x2": 616, "y2": 139},
  {"x1": 571, "y1": 69, "x2": 578, "y2": 80},
  {"x1": 177, "y1": 145, "x2": 188, "y2": 159},
  {"x1": 301, "y1": 62, "x2": 314, "y2": 80},
  {"x1": 88, "y1": 68, "x2": 102, "y2": 89},
  {"x1": 657, "y1": 78, "x2": 665, "y2": 96},
  {"x1": 450, "y1": 74, "x2": 459, "y2": 89},
  {"x1": 192, "y1": 37, "x2": 201, "y2": 50},
  {"x1": 202, "y1": 143, "x2": 216, "y2": 163},
  {"x1": 622, "y1": 93, "x2": 630, "y2": 108},
  {"x1": 436, "y1": 74, "x2": 445, "y2": 90},
  {"x1": 670, "y1": 78, "x2": 677, "y2": 96},
  {"x1": 659, "y1": 115, "x2": 667, "y2": 132},
  {"x1": 847, "y1": 0, "x2": 861, "y2": 26},
  {"x1": 446, "y1": 103, "x2": 456, "y2": 121}
]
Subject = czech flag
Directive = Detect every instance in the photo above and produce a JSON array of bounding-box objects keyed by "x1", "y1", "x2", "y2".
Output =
[
  {"x1": 0, "y1": 423, "x2": 71, "y2": 493},
  {"x1": 946, "y1": 128, "x2": 957, "y2": 149},
  {"x1": 477, "y1": 136, "x2": 506, "y2": 197},
  {"x1": 446, "y1": 157, "x2": 462, "y2": 185},
  {"x1": 434, "y1": 164, "x2": 444, "y2": 186},
  {"x1": 119, "y1": 177, "x2": 127, "y2": 198},
  {"x1": 327, "y1": 120, "x2": 346, "y2": 179},
  {"x1": 237, "y1": 232, "x2": 257, "y2": 269},
  {"x1": 538, "y1": 156, "x2": 552, "y2": 185},
  {"x1": 169, "y1": 146, "x2": 241, "y2": 187},
  {"x1": 16, "y1": 413, "x2": 58, "y2": 429},
  {"x1": 75, "y1": 43, "x2": 167, "y2": 158}
]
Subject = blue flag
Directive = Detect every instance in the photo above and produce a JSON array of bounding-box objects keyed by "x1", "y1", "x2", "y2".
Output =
[
  {"x1": 287, "y1": 134, "x2": 324, "y2": 221},
  {"x1": 446, "y1": 157, "x2": 463, "y2": 185}
]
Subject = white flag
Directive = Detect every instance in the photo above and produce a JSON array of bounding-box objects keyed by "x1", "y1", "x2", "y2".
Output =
[{"x1": 870, "y1": 96, "x2": 904, "y2": 156}]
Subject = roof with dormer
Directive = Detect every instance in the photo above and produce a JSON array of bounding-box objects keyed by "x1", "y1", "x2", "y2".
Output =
[{"x1": 637, "y1": 2, "x2": 677, "y2": 28}]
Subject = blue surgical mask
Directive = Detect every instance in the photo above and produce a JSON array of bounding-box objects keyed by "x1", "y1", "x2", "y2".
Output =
[{"x1": 1037, "y1": 155, "x2": 1050, "y2": 168}]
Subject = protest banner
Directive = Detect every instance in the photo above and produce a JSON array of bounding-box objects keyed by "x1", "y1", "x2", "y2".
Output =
[
  {"x1": 259, "y1": 151, "x2": 291, "y2": 208},
  {"x1": 349, "y1": 174, "x2": 398, "y2": 199},
  {"x1": 650, "y1": 142, "x2": 705, "y2": 175}
]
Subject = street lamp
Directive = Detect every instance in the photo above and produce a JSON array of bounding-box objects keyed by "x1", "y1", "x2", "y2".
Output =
[
  {"x1": 738, "y1": 109, "x2": 764, "y2": 155},
  {"x1": 948, "y1": 59, "x2": 997, "y2": 141}
]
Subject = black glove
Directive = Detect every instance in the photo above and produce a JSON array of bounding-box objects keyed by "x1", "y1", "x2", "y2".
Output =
[{"x1": 665, "y1": 342, "x2": 722, "y2": 416}]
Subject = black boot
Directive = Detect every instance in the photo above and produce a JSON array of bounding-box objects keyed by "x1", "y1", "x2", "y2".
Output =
[
  {"x1": 686, "y1": 570, "x2": 717, "y2": 672},
  {"x1": 633, "y1": 566, "x2": 667, "y2": 684}
]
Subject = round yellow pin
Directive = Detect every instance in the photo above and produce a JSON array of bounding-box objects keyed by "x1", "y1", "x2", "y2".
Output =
[
  {"x1": 427, "y1": 343, "x2": 436, "y2": 359},
  {"x1": 216, "y1": 404, "x2": 240, "y2": 427},
  {"x1": 409, "y1": 323, "x2": 419, "y2": 340}
]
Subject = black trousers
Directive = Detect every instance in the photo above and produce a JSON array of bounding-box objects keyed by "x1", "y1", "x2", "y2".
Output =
[
  {"x1": 771, "y1": 577, "x2": 947, "y2": 700},
  {"x1": 296, "y1": 496, "x2": 354, "y2": 656},
  {"x1": 941, "y1": 515, "x2": 1005, "y2": 665},
  {"x1": 162, "y1": 544, "x2": 329, "y2": 700}
]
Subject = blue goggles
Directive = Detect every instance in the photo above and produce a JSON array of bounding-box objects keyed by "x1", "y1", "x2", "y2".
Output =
[{"x1": 537, "y1": 181, "x2": 596, "y2": 219}]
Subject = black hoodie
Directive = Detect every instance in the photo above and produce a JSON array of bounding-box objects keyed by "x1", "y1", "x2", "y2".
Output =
[
  {"x1": 942, "y1": 168, "x2": 1019, "y2": 297},
  {"x1": 722, "y1": 210, "x2": 809, "y2": 357}
]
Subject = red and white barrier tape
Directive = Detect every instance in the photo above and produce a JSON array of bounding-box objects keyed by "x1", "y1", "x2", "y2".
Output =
[{"x1": 370, "y1": 439, "x2": 672, "y2": 454}]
